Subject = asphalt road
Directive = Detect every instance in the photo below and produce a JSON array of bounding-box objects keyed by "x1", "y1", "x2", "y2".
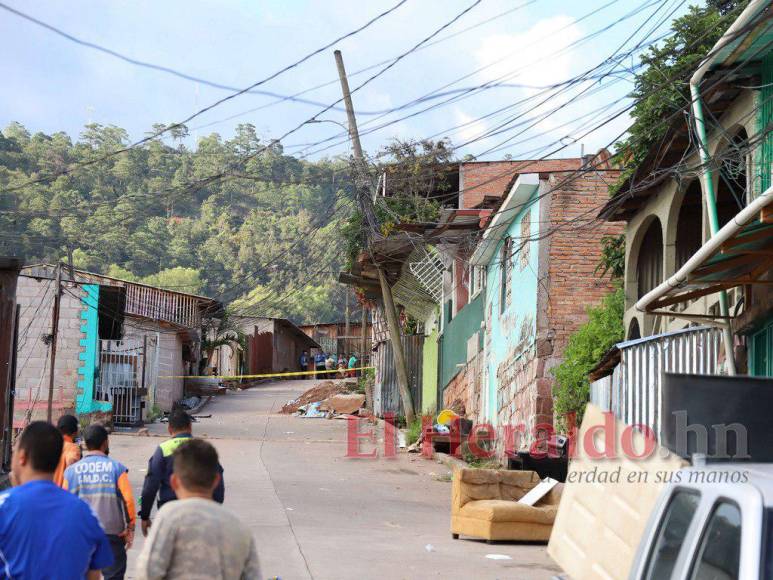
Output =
[{"x1": 111, "y1": 379, "x2": 560, "y2": 579}]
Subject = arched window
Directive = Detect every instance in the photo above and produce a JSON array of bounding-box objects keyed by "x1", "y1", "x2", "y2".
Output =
[
  {"x1": 675, "y1": 181, "x2": 703, "y2": 270},
  {"x1": 716, "y1": 128, "x2": 749, "y2": 229},
  {"x1": 637, "y1": 219, "x2": 663, "y2": 299},
  {"x1": 628, "y1": 318, "x2": 641, "y2": 340}
]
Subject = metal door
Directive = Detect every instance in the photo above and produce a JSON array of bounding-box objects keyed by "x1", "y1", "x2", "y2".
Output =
[{"x1": 96, "y1": 339, "x2": 145, "y2": 425}]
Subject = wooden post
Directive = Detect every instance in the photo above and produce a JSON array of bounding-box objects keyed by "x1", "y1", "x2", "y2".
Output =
[
  {"x1": 377, "y1": 269, "x2": 415, "y2": 423},
  {"x1": 46, "y1": 263, "x2": 62, "y2": 422},
  {"x1": 335, "y1": 49, "x2": 415, "y2": 423},
  {"x1": 360, "y1": 305, "x2": 368, "y2": 365},
  {"x1": 0, "y1": 258, "x2": 21, "y2": 466},
  {"x1": 344, "y1": 288, "x2": 350, "y2": 357}
]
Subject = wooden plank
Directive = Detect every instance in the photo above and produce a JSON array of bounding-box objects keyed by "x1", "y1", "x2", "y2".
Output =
[
  {"x1": 720, "y1": 247, "x2": 773, "y2": 256},
  {"x1": 720, "y1": 227, "x2": 773, "y2": 249},
  {"x1": 650, "y1": 283, "x2": 736, "y2": 310},
  {"x1": 691, "y1": 253, "x2": 761, "y2": 278}
]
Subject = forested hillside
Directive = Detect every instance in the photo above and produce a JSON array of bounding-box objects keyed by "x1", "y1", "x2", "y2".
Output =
[{"x1": 0, "y1": 122, "x2": 355, "y2": 323}]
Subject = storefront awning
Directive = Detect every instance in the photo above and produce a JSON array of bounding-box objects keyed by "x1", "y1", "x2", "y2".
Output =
[{"x1": 637, "y1": 188, "x2": 773, "y2": 318}]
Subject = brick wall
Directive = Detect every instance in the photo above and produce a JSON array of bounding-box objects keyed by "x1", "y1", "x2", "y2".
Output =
[
  {"x1": 460, "y1": 159, "x2": 582, "y2": 210},
  {"x1": 542, "y1": 170, "x2": 624, "y2": 356},
  {"x1": 532, "y1": 168, "x2": 625, "y2": 431}
]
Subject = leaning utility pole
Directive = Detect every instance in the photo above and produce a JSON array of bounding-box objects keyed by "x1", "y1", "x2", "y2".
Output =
[
  {"x1": 334, "y1": 49, "x2": 415, "y2": 423},
  {"x1": 344, "y1": 287, "x2": 350, "y2": 355},
  {"x1": 360, "y1": 305, "x2": 368, "y2": 365},
  {"x1": 46, "y1": 263, "x2": 62, "y2": 422}
]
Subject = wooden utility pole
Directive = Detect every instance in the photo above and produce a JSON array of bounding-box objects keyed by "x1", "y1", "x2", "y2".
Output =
[
  {"x1": 0, "y1": 258, "x2": 22, "y2": 468},
  {"x1": 344, "y1": 288, "x2": 350, "y2": 356},
  {"x1": 46, "y1": 263, "x2": 62, "y2": 422},
  {"x1": 334, "y1": 50, "x2": 415, "y2": 423},
  {"x1": 360, "y1": 305, "x2": 368, "y2": 364}
]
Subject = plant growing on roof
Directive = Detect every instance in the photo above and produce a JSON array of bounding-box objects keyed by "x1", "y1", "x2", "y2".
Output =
[
  {"x1": 610, "y1": 0, "x2": 748, "y2": 196},
  {"x1": 341, "y1": 138, "x2": 457, "y2": 265}
]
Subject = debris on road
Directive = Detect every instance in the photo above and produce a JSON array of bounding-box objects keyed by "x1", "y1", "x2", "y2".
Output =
[
  {"x1": 280, "y1": 380, "x2": 365, "y2": 418},
  {"x1": 298, "y1": 402, "x2": 326, "y2": 418},
  {"x1": 319, "y1": 393, "x2": 365, "y2": 414},
  {"x1": 280, "y1": 381, "x2": 346, "y2": 414}
]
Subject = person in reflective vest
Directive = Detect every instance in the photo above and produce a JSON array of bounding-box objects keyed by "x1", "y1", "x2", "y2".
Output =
[{"x1": 139, "y1": 409, "x2": 224, "y2": 537}]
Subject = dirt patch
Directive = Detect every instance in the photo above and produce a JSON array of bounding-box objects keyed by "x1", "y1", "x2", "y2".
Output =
[{"x1": 280, "y1": 381, "x2": 349, "y2": 414}]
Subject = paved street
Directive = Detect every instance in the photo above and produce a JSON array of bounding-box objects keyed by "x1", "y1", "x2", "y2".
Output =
[{"x1": 112, "y1": 379, "x2": 560, "y2": 579}]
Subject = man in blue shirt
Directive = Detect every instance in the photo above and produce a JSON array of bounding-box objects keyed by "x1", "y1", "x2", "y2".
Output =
[
  {"x1": 299, "y1": 350, "x2": 309, "y2": 372},
  {"x1": 314, "y1": 351, "x2": 326, "y2": 379},
  {"x1": 0, "y1": 421, "x2": 113, "y2": 579}
]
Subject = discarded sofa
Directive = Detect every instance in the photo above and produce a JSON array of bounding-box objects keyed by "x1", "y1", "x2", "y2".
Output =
[{"x1": 451, "y1": 468, "x2": 561, "y2": 542}]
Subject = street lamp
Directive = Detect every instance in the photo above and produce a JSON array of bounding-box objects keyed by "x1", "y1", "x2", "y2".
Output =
[{"x1": 305, "y1": 118, "x2": 349, "y2": 133}]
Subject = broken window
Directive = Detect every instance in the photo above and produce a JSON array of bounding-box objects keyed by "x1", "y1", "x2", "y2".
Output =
[{"x1": 98, "y1": 285, "x2": 125, "y2": 340}]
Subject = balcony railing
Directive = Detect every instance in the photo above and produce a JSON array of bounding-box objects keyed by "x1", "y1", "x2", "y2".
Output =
[{"x1": 124, "y1": 283, "x2": 202, "y2": 328}]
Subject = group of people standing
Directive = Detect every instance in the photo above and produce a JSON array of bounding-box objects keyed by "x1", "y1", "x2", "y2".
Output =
[
  {"x1": 0, "y1": 410, "x2": 260, "y2": 579},
  {"x1": 300, "y1": 350, "x2": 359, "y2": 379}
]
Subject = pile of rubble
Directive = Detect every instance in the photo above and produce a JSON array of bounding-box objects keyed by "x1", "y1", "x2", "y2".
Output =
[{"x1": 281, "y1": 380, "x2": 366, "y2": 418}]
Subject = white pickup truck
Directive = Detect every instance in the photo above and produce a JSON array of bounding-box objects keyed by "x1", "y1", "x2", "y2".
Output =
[{"x1": 626, "y1": 462, "x2": 769, "y2": 580}]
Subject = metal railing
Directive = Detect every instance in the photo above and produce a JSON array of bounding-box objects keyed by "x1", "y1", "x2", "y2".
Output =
[{"x1": 590, "y1": 326, "x2": 723, "y2": 438}]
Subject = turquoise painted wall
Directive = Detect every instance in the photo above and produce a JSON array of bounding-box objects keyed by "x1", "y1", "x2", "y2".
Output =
[
  {"x1": 421, "y1": 329, "x2": 438, "y2": 414},
  {"x1": 77, "y1": 285, "x2": 112, "y2": 415},
  {"x1": 439, "y1": 293, "x2": 483, "y2": 390},
  {"x1": 484, "y1": 194, "x2": 540, "y2": 424}
]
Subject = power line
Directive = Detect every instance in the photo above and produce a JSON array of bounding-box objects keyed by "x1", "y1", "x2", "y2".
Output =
[{"x1": 0, "y1": 0, "x2": 411, "y2": 192}]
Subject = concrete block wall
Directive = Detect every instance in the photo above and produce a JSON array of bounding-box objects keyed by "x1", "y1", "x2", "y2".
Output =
[
  {"x1": 157, "y1": 332, "x2": 185, "y2": 411},
  {"x1": 15, "y1": 276, "x2": 86, "y2": 422},
  {"x1": 442, "y1": 349, "x2": 483, "y2": 422}
]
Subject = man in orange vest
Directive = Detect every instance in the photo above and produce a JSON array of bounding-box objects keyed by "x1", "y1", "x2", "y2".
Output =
[{"x1": 53, "y1": 414, "x2": 81, "y2": 487}]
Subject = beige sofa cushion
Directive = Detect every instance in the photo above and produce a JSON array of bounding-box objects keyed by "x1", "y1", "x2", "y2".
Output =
[
  {"x1": 499, "y1": 470, "x2": 541, "y2": 501},
  {"x1": 458, "y1": 468, "x2": 502, "y2": 504},
  {"x1": 460, "y1": 499, "x2": 558, "y2": 525}
]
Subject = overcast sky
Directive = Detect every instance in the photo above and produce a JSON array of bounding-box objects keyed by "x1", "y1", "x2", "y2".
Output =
[{"x1": 0, "y1": 0, "x2": 692, "y2": 160}]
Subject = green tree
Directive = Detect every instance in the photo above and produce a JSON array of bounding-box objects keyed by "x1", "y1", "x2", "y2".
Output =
[{"x1": 612, "y1": 1, "x2": 748, "y2": 193}]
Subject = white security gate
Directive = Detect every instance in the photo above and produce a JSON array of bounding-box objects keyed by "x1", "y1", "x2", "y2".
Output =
[{"x1": 96, "y1": 339, "x2": 146, "y2": 425}]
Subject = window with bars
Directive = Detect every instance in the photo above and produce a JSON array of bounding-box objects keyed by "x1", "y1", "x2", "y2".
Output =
[
  {"x1": 500, "y1": 237, "x2": 512, "y2": 315},
  {"x1": 468, "y1": 264, "x2": 484, "y2": 298},
  {"x1": 519, "y1": 210, "x2": 531, "y2": 270}
]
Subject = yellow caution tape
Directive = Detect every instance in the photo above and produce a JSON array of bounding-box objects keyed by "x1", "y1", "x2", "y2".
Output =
[{"x1": 158, "y1": 366, "x2": 375, "y2": 380}]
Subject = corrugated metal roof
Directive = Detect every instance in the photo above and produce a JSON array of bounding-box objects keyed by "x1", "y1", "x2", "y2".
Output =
[{"x1": 710, "y1": 5, "x2": 773, "y2": 68}]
